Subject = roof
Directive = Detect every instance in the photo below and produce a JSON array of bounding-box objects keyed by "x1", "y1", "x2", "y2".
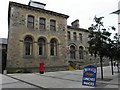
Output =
[
  {"x1": 28, "y1": 1, "x2": 46, "y2": 6},
  {"x1": 67, "y1": 25, "x2": 89, "y2": 32},
  {"x1": 0, "y1": 38, "x2": 7, "y2": 44},
  {"x1": 71, "y1": 19, "x2": 79, "y2": 25},
  {"x1": 9, "y1": 1, "x2": 69, "y2": 18},
  {"x1": 111, "y1": 9, "x2": 120, "y2": 14}
]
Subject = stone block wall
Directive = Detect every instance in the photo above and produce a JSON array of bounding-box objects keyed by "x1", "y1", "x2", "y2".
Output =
[{"x1": 7, "y1": 5, "x2": 68, "y2": 72}]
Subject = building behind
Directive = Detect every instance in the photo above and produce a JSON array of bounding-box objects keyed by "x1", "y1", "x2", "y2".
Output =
[
  {"x1": 0, "y1": 38, "x2": 7, "y2": 73},
  {"x1": 7, "y1": 1, "x2": 90, "y2": 72}
]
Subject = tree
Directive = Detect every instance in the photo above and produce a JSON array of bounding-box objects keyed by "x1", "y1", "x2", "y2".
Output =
[
  {"x1": 105, "y1": 37, "x2": 115, "y2": 75},
  {"x1": 88, "y1": 16, "x2": 114, "y2": 79},
  {"x1": 113, "y1": 33, "x2": 120, "y2": 73}
]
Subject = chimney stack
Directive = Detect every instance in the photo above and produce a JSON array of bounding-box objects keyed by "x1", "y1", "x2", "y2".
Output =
[{"x1": 71, "y1": 19, "x2": 79, "y2": 28}]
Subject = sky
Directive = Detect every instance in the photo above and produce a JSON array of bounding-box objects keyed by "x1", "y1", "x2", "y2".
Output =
[{"x1": 0, "y1": 0, "x2": 119, "y2": 38}]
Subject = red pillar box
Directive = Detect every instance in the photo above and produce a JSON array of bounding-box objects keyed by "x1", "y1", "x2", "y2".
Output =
[{"x1": 39, "y1": 61, "x2": 44, "y2": 74}]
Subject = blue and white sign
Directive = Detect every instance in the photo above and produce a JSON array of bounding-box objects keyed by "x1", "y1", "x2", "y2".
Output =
[{"x1": 82, "y1": 65, "x2": 97, "y2": 87}]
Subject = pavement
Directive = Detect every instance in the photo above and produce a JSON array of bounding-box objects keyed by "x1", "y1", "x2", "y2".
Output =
[{"x1": 1, "y1": 66, "x2": 120, "y2": 89}]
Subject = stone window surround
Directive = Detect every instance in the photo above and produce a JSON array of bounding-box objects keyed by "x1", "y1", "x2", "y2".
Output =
[
  {"x1": 70, "y1": 45, "x2": 76, "y2": 59},
  {"x1": 24, "y1": 36, "x2": 33, "y2": 56},
  {"x1": 23, "y1": 36, "x2": 59, "y2": 57},
  {"x1": 50, "y1": 19, "x2": 56, "y2": 31},
  {"x1": 67, "y1": 31, "x2": 83, "y2": 42},
  {"x1": 73, "y1": 32, "x2": 77, "y2": 41},
  {"x1": 27, "y1": 15, "x2": 34, "y2": 28},
  {"x1": 68, "y1": 44, "x2": 85, "y2": 61},
  {"x1": 50, "y1": 38, "x2": 58, "y2": 56},
  {"x1": 39, "y1": 17, "x2": 46, "y2": 30},
  {"x1": 38, "y1": 38, "x2": 46, "y2": 56},
  {"x1": 26, "y1": 14, "x2": 57, "y2": 31}
]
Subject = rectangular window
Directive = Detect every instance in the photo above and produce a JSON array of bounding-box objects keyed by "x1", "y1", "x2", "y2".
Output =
[
  {"x1": 27, "y1": 15, "x2": 34, "y2": 28},
  {"x1": 39, "y1": 18, "x2": 46, "y2": 30},
  {"x1": 73, "y1": 32, "x2": 77, "y2": 40},
  {"x1": 67, "y1": 31, "x2": 71, "y2": 40},
  {"x1": 79, "y1": 33, "x2": 82, "y2": 42},
  {"x1": 50, "y1": 20, "x2": 56, "y2": 31}
]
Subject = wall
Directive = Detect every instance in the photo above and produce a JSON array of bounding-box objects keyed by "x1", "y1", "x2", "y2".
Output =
[
  {"x1": 67, "y1": 28, "x2": 90, "y2": 66},
  {"x1": 7, "y1": 5, "x2": 68, "y2": 72}
]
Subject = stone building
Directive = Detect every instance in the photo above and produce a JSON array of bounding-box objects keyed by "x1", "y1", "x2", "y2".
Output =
[
  {"x1": 7, "y1": 1, "x2": 90, "y2": 72},
  {"x1": 67, "y1": 20, "x2": 89, "y2": 65}
]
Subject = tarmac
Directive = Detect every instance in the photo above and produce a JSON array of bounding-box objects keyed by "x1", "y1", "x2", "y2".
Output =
[{"x1": 1, "y1": 66, "x2": 120, "y2": 89}]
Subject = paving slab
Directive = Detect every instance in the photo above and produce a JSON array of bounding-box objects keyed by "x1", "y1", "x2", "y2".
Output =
[
  {"x1": 1, "y1": 74, "x2": 37, "y2": 88},
  {"x1": 2, "y1": 66, "x2": 120, "y2": 89}
]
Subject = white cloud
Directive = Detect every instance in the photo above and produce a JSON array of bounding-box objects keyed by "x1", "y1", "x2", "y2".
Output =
[{"x1": 0, "y1": 0, "x2": 119, "y2": 38}]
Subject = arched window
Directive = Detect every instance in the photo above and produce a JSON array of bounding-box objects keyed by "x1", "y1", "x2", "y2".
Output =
[
  {"x1": 24, "y1": 36, "x2": 33, "y2": 55},
  {"x1": 38, "y1": 38, "x2": 46, "y2": 56},
  {"x1": 70, "y1": 45, "x2": 76, "y2": 59},
  {"x1": 27, "y1": 15, "x2": 34, "y2": 28},
  {"x1": 50, "y1": 38, "x2": 58, "y2": 56},
  {"x1": 79, "y1": 46, "x2": 84, "y2": 59}
]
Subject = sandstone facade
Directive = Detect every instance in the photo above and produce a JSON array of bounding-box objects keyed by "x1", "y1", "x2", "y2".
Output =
[{"x1": 7, "y1": 1, "x2": 90, "y2": 72}]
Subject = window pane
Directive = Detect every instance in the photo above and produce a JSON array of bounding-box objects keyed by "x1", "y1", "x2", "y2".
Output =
[
  {"x1": 27, "y1": 15, "x2": 34, "y2": 28},
  {"x1": 70, "y1": 46, "x2": 76, "y2": 59},
  {"x1": 39, "y1": 45, "x2": 43, "y2": 55},
  {"x1": 27, "y1": 22, "x2": 34, "y2": 28},
  {"x1": 50, "y1": 39, "x2": 57, "y2": 56},
  {"x1": 24, "y1": 37, "x2": 33, "y2": 55},
  {"x1": 73, "y1": 32, "x2": 77, "y2": 40},
  {"x1": 51, "y1": 21, "x2": 55, "y2": 25},
  {"x1": 40, "y1": 19, "x2": 45, "y2": 24},
  {"x1": 79, "y1": 33, "x2": 82, "y2": 42},
  {"x1": 50, "y1": 20, "x2": 56, "y2": 31},
  {"x1": 39, "y1": 18, "x2": 46, "y2": 30},
  {"x1": 38, "y1": 38, "x2": 45, "y2": 55},
  {"x1": 25, "y1": 42, "x2": 32, "y2": 55},
  {"x1": 39, "y1": 24, "x2": 45, "y2": 30},
  {"x1": 79, "y1": 47, "x2": 84, "y2": 59},
  {"x1": 28, "y1": 16, "x2": 34, "y2": 22},
  {"x1": 67, "y1": 31, "x2": 71, "y2": 40},
  {"x1": 50, "y1": 44, "x2": 54, "y2": 55}
]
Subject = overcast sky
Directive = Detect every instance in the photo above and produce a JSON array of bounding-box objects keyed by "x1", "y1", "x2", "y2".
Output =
[{"x1": 0, "y1": 0, "x2": 119, "y2": 38}]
